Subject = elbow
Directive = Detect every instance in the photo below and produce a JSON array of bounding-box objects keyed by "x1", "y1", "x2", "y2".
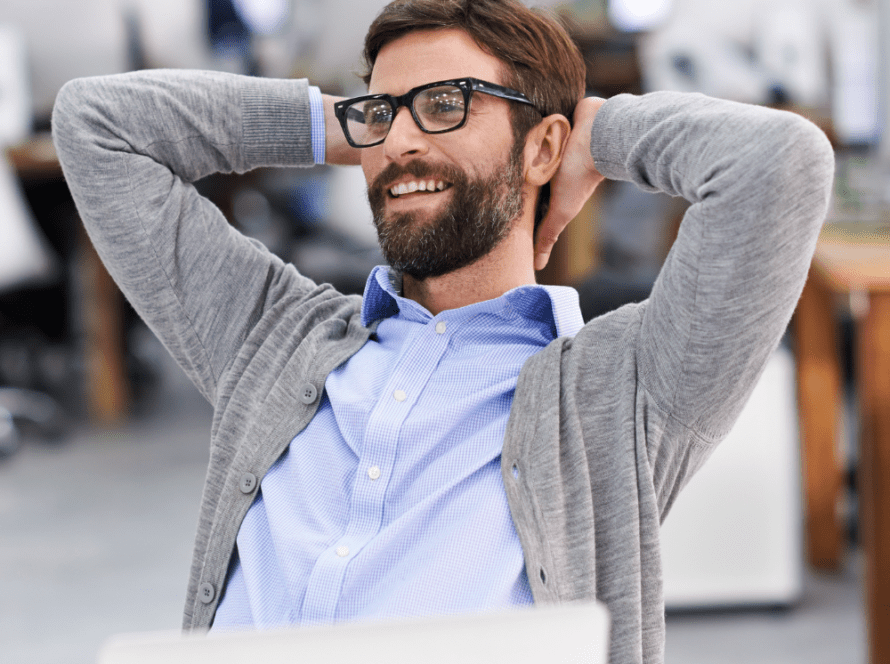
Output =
[
  {"x1": 52, "y1": 76, "x2": 117, "y2": 179},
  {"x1": 776, "y1": 112, "x2": 835, "y2": 197},
  {"x1": 51, "y1": 78, "x2": 91, "y2": 163},
  {"x1": 52, "y1": 78, "x2": 89, "y2": 137},
  {"x1": 757, "y1": 112, "x2": 835, "y2": 234}
]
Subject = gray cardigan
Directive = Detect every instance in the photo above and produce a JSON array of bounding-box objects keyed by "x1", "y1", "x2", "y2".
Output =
[{"x1": 51, "y1": 70, "x2": 834, "y2": 664}]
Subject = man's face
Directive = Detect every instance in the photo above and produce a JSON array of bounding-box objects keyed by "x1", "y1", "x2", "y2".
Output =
[{"x1": 362, "y1": 29, "x2": 526, "y2": 280}]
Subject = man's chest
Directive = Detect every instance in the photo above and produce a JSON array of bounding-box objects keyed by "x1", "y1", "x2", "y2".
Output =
[
  {"x1": 222, "y1": 311, "x2": 553, "y2": 626},
  {"x1": 304, "y1": 312, "x2": 551, "y2": 515}
]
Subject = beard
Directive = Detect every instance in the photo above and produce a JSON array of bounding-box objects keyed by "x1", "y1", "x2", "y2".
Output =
[{"x1": 366, "y1": 142, "x2": 525, "y2": 280}]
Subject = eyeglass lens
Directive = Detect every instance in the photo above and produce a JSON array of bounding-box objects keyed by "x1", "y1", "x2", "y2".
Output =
[{"x1": 344, "y1": 85, "x2": 466, "y2": 146}]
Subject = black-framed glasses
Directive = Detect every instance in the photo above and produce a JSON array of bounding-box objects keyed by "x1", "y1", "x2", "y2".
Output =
[{"x1": 334, "y1": 77, "x2": 539, "y2": 148}]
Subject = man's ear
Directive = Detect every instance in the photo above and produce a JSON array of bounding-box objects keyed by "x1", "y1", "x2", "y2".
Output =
[{"x1": 522, "y1": 114, "x2": 571, "y2": 187}]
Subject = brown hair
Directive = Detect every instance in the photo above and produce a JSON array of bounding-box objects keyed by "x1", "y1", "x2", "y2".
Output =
[{"x1": 361, "y1": 0, "x2": 586, "y2": 230}]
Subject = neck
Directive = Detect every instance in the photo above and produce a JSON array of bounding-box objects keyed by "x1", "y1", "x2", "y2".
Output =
[{"x1": 402, "y1": 216, "x2": 536, "y2": 316}]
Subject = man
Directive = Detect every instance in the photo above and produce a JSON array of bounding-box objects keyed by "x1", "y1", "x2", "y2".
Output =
[{"x1": 51, "y1": 1, "x2": 834, "y2": 662}]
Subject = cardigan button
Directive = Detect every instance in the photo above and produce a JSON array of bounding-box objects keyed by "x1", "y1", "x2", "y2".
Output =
[
  {"x1": 198, "y1": 582, "x2": 216, "y2": 604},
  {"x1": 239, "y1": 472, "x2": 257, "y2": 494},
  {"x1": 300, "y1": 383, "x2": 318, "y2": 404}
]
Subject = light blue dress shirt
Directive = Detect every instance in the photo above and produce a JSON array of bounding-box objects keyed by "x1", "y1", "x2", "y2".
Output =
[{"x1": 212, "y1": 266, "x2": 583, "y2": 630}]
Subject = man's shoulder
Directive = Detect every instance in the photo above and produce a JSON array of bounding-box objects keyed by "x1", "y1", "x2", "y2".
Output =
[{"x1": 516, "y1": 299, "x2": 648, "y2": 386}]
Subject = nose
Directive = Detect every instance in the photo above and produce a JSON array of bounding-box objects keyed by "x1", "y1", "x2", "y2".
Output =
[{"x1": 383, "y1": 106, "x2": 429, "y2": 162}]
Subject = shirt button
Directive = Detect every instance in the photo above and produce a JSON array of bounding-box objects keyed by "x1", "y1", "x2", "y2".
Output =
[
  {"x1": 198, "y1": 582, "x2": 216, "y2": 604},
  {"x1": 239, "y1": 472, "x2": 257, "y2": 494},
  {"x1": 393, "y1": 389, "x2": 407, "y2": 402},
  {"x1": 300, "y1": 383, "x2": 318, "y2": 405},
  {"x1": 336, "y1": 545, "x2": 350, "y2": 558},
  {"x1": 368, "y1": 466, "x2": 381, "y2": 480},
  {"x1": 435, "y1": 321, "x2": 447, "y2": 334}
]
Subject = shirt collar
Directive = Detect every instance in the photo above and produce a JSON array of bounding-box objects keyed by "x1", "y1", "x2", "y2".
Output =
[{"x1": 361, "y1": 265, "x2": 584, "y2": 338}]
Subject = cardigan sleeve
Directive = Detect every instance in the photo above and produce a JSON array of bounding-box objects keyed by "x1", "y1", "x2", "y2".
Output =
[
  {"x1": 52, "y1": 70, "x2": 321, "y2": 404},
  {"x1": 589, "y1": 92, "x2": 833, "y2": 495}
]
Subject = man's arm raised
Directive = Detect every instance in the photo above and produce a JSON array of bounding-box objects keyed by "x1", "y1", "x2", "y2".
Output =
[
  {"x1": 52, "y1": 71, "x2": 340, "y2": 404},
  {"x1": 546, "y1": 91, "x2": 833, "y2": 511}
]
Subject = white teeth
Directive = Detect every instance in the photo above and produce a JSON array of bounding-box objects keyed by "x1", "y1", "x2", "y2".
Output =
[{"x1": 389, "y1": 180, "x2": 449, "y2": 197}]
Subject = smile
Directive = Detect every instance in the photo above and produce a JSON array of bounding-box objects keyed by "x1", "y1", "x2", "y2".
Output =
[{"x1": 389, "y1": 179, "x2": 451, "y2": 198}]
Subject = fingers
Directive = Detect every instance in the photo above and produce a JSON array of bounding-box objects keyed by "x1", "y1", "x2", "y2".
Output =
[
  {"x1": 534, "y1": 230, "x2": 561, "y2": 271},
  {"x1": 534, "y1": 175, "x2": 603, "y2": 270},
  {"x1": 534, "y1": 197, "x2": 575, "y2": 271}
]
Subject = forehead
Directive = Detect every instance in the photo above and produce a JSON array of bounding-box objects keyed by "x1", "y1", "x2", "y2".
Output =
[{"x1": 368, "y1": 28, "x2": 505, "y2": 96}]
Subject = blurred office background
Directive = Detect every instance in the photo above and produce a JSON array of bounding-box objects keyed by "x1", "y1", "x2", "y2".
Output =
[{"x1": 0, "y1": 0, "x2": 886, "y2": 662}]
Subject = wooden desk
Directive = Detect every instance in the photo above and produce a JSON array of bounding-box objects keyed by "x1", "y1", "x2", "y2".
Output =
[
  {"x1": 795, "y1": 222, "x2": 890, "y2": 664},
  {"x1": 7, "y1": 135, "x2": 63, "y2": 179},
  {"x1": 7, "y1": 136, "x2": 129, "y2": 423}
]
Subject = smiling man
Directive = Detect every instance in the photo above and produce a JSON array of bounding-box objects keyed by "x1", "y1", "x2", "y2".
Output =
[
  {"x1": 358, "y1": 25, "x2": 583, "y2": 313},
  {"x1": 51, "y1": 1, "x2": 834, "y2": 663}
]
